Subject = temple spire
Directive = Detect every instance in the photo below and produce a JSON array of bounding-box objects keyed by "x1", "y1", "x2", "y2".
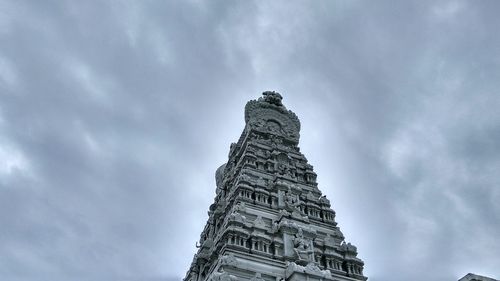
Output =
[{"x1": 184, "y1": 92, "x2": 367, "y2": 281}]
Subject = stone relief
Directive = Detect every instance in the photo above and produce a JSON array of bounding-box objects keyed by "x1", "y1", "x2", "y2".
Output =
[
  {"x1": 319, "y1": 195, "x2": 331, "y2": 206},
  {"x1": 256, "y1": 177, "x2": 267, "y2": 188},
  {"x1": 271, "y1": 220, "x2": 279, "y2": 233},
  {"x1": 285, "y1": 261, "x2": 332, "y2": 279},
  {"x1": 266, "y1": 120, "x2": 283, "y2": 134},
  {"x1": 210, "y1": 269, "x2": 238, "y2": 281},
  {"x1": 253, "y1": 216, "x2": 266, "y2": 229},
  {"x1": 293, "y1": 228, "x2": 314, "y2": 264},
  {"x1": 262, "y1": 91, "x2": 283, "y2": 106},
  {"x1": 244, "y1": 92, "x2": 301, "y2": 143},
  {"x1": 220, "y1": 253, "x2": 239, "y2": 267},
  {"x1": 216, "y1": 164, "x2": 226, "y2": 188},
  {"x1": 324, "y1": 234, "x2": 336, "y2": 247},
  {"x1": 233, "y1": 202, "x2": 247, "y2": 212},
  {"x1": 340, "y1": 241, "x2": 358, "y2": 254},
  {"x1": 229, "y1": 210, "x2": 247, "y2": 224},
  {"x1": 284, "y1": 191, "x2": 300, "y2": 212}
]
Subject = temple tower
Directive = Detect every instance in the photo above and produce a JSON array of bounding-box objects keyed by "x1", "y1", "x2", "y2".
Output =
[{"x1": 184, "y1": 92, "x2": 367, "y2": 281}]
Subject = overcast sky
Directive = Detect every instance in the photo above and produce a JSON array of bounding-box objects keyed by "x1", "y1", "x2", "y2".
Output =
[{"x1": 1, "y1": 1, "x2": 500, "y2": 281}]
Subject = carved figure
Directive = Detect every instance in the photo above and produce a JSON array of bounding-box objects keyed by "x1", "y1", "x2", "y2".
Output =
[
  {"x1": 229, "y1": 210, "x2": 246, "y2": 223},
  {"x1": 277, "y1": 163, "x2": 288, "y2": 175},
  {"x1": 244, "y1": 93, "x2": 301, "y2": 143},
  {"x1": 253, "y1": 216, "x2": 266, "y2": 228},
  {"x1": 234, "y1": 202, "x2": 246, "y2": 212},
  {"x1": 256, "y1": 177, "x2": 267, "y2": 187},
  {"x1": 262, "y1": 91, "x2": 283, "y2": 106},
  {"x1": 284, "y1": 191, "x2": 300, "y2": 211},
  {"x1": 210, "y1": 268, "x2": 238, "y2": 281},
  {"x1": 293, "y1": 229, "x2": 314, "y2": 263},
  {"x1": 220, "y1": 253, "x2": 238, "y2": 267},
  {"x1": 271, "y1": 220, "x2": 279, "y2": 233},
  {"x1": 279, "y1": 209, "x2": 291, "y2": 217},
  {"x1": 266, "y1": 120, "x2": 282, "y2": 134}
]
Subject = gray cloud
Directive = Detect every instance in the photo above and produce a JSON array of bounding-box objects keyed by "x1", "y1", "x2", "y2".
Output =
[{"x1": 1, "y1": 1, "x2": 499, "y2": 281}]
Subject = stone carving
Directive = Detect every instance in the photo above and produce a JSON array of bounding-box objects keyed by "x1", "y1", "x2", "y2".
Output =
[
  {"x1": 229, "y1": 143, "x2": 239, "y2": 157},
  {"x1": 304, "y1": 262, "x2": 323, "y2": 275},
  {"x1": 246, "y1": 145, "x2": 257, "y2": 154},
  {"x1": 266, "y1": 120, "x2": 282, "y2": 134},
  {"x1": 216, "y1": 163, "x2": 226, "y2": 189},
  {"x1": 214, "y1": 199, "x2": 227, "y2": 215},
  {"x1": 233, "y1": 202, "x2": 246, "y2": 212},
  {"x1": 340, "y1": 242, "x2": 358, "y2": 254},
  {"x1": 293, "y1": 228, "x2": 314, "y2": 263},
  {"x1": 319, "y1": 195, "x2": 331, "y2": 206},
  {"x1": 276, "y1": 152, "x2": 289, "y2": 163},
  {"x1": 253, "y1": 216, "x2": 266, "y2": 229},
  {"x1": 270, "y1": 135, "x2": 284, "y2": 147},
  {"x1": 277, "y1": 162, "x2": 288, "y2": 176},
  {"x1": 229, "y1": 210, "x2": 247, "y2": 224},
  {"x1": 220, "y1": 253, "x2": 239, "y2": 267},
  {"x1": 210, "y1": 269, "x2": 238, "y2": 281},
  {"x1": 287, "y1": 168, "x2": 297, "y2": 179},
  {"x1": 271, "y1": 220, "x2": 279, "y2": 233},
  {"x1": 306, "y1": 191, "x2": 317, "y2": 202},
  {"x1": 324, "y1": 234, "x2": 336, "y2": 247},
  {"x1": 256, "y1": 177, "x2": 267, "y2": 187},
  {"x1": 285, "y1": 192, "x2": 300, "y2": 211},
  {"x1": 237, "y1": 173, "x2": 253, "y2": 184},
  {"x1": 285, "y1": 262, "x2": 332, "y2": 279},
  {"x1": 245, "y1": 92, "x2": 301, "y2": 143},
  {"x1": 279, "y1": 209, "x2": 291, "y2": 217},
  {"x1": 282, "y1": 189, "x2": 308, "y2": 221},
  {"x1": 276, "y1": 190, "x2": 309, "y2": 222},
  {"x1": 262, "y1": 91, "x2": 283, "y2": 106}
]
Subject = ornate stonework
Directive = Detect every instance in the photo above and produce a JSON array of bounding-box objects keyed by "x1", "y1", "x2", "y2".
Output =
[{"x1": 184, "y1": 92, "x2": 367, "y2": 281}]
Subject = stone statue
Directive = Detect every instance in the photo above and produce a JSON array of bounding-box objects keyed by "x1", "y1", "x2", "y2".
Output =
[
  {"x1": 229, "y1": 210, "x2": 246, "y2": 223},
  {"x1": 284, "y1": 191, "x2": 299, "y2": 210},
  {"x1": 220, "y1": 253, "x2": 239, "y2": 267},
  {"x1": 262, "y1": 91, "x2": 283, "y2": 106},
  {"x1": 293, "y1": 228, "x2": 314, "y2": 263},
  {"x1": 284, "y1": 190, "x2": 304, "y2": 216}
]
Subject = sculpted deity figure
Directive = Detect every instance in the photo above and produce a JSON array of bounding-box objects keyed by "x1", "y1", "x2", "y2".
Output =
[
  {"x1": 277, "y1": 162, "x2": 288, "y2": 175},
  {"x1": 229, "y1": 210, "x2": 246, "y2": 223},
  {"x1": 293, "y1": 228, "x2": 314, "y2": 263},
  {"x1": 284, "y1": 190, "x2": 301, "y2": 212},
  {"x1": 262, "y1": 91, "x2": 283, "y2": 106},
  {"x1": 266, "y1": 120, "x2": 282, "y2": 134},
  {"x1": 220, "y1": 253, "x2": 238, "y2": 267}
]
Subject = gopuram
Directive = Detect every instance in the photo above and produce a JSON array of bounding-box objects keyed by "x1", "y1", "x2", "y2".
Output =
[{"x1": 184, "y1": 92, "x2": 367, "y2": 281}]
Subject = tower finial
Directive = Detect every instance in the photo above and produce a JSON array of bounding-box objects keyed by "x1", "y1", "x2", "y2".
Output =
[{"x1": 262, "y1": 91, "x2": 283, "y2": 106}]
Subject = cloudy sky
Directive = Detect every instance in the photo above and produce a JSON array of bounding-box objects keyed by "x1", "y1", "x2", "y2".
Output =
[{"x1": 1, "y1": 1, "x2": 500, "y2": 281}]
